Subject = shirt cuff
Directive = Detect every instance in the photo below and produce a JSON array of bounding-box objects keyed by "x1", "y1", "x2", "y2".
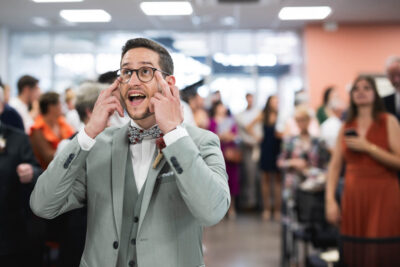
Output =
[
  {"x1": 77, "y1": 128, "x2": 96, "y2": 151},
  {"x1": 163, "y1": 125, "x2": 189, "y2": 146}
]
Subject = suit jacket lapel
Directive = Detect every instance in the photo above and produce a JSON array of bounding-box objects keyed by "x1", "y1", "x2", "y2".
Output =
[
  {"x1": 138, "y1": 149, "x2": 167, "y2": 233},
  {"x1": 111, "y1": 123, "x2": 130, "y2": 237}
]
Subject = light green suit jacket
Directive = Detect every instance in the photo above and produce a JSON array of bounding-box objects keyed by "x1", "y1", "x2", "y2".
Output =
[{"x1": 30, "y1": 123, "x2": 230, "y2": 267}]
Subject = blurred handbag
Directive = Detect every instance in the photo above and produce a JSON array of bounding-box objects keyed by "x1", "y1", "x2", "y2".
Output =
[{"x1": 224, "y1": 147, "x2": 242, "y2": 163}]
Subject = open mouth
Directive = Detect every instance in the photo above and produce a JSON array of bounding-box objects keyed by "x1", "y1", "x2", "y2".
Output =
[{"x1": 128, "y1": 93, "x2": 146, "y2": 106}]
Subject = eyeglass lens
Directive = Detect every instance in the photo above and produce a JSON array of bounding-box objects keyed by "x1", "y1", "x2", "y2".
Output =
[{"x1": 119, "y1": 67, "x2": 154, "y2": 83}]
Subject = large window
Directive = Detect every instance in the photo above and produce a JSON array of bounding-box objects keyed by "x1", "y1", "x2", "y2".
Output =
[{"x1": 8, "y1": 30, "x2": 303, "y2": 115}]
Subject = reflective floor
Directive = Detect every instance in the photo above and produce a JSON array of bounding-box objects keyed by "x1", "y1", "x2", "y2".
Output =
[{"x1": 203, "y1": 214, "x2": 281, "y2": 267}]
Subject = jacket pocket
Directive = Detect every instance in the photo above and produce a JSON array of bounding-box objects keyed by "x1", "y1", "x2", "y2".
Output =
[{"x1": 158, "y1": 172, "x2": 176, "y2": 184}]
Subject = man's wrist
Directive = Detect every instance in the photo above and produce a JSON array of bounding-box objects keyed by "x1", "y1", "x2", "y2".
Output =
[
  {"x1": 162, "y1": 123, "x2": 180, "y2": 134},
  {"x1": 163, "y1": 124, "x2": 188, "y2": 146},
  {"x1": 84, "y1": 125, "x2": 98, "y2": 139}
]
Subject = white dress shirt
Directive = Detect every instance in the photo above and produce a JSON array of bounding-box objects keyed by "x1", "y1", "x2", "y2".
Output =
[
  {"x1": 235, "y1": 108, "x2": 262, "y2": 146},
  {"x1": 9, "y1": 97, "x2": 33, "y2": 134},
  {"x1": 77, "y1": 120, "x2": 188, "y2": 193}
]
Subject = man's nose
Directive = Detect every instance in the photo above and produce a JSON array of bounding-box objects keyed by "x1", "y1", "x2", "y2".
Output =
[{"x1": 128, "y1": 71, "x2": 141, "y2": 85}]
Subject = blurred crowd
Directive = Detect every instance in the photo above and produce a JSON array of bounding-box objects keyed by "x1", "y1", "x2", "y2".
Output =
[{"x1": 1, "y1": 56, "x2": 400, "y2": 267}]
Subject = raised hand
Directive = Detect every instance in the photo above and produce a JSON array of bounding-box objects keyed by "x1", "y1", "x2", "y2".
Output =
[
  {"x1": 149, "y1": 71, "x2": 183, "y2": 134},
  {"x1": 85, "y1": 78, "x2": 124, "y2": 139}
]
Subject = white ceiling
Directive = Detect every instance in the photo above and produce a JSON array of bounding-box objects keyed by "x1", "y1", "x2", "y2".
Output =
[{"x1": 0, "y1": 0, "x2": 400, "y2": 32}]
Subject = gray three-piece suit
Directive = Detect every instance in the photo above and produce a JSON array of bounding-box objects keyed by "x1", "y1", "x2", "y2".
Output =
[{"x1": 30, "y1": 123, "x2": 230, "y2": 267}]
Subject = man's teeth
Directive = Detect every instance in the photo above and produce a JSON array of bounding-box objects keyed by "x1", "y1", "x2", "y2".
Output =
[{"x1": 128, "y1": 93, "x2": 146, "y2": 101}]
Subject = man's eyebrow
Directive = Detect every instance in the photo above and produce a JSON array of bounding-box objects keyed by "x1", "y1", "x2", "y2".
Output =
[{"x1": 121, "y1": 61, "x2": 155, "y2": 68}]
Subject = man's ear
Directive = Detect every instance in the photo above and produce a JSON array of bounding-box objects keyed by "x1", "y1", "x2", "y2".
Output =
[{"x1": 165, "y1": 75, "x2": 176, "y2": 87}]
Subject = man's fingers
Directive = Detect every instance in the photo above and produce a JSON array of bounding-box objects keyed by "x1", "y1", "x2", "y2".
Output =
[
  {"x1": 153, "y1": 92, "x2": 164, "y2": 101},
  {"x1": 171, "y1": 85, "x2": 180, "y2": 99},
  {"x1": 149, "y1": 97, "x2": 160, "y2": 113},
  {"x1": 155, "y1": 71, "x2": 172, "y2": 98},
  {"x1": 106, "y1": 102, "x2": 124, "y2": 117},
  {"x1": 100, "y1": 77, "x2": 121, "y2": 100},
  {"x1": 102, "y1": 96, "x2": 124, "y2": 117}
]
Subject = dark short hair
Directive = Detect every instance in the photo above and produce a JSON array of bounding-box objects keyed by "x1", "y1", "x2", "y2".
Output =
[
  {"x1": 17, "y1": 75, "x2": 39, "y2": 95},
  {"x1": 346, "y1": 75, "x2": 385, "y2": 123},
  {"x1": 98, "y1": 71, "x2": 118, "y2": 84},
  {"x1": 39, "y1": 92, "x2": 59, "y2": 115},
  {"x1": 121, "y1": 38, "x2": 174, "y2": 75}
]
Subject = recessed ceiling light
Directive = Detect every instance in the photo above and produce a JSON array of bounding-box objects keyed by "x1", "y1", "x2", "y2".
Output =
[
  {"x1": 60, "y1": 9, "x2": 111, "y2": 23},
  {"x1": 140, "y1": 1, "x2": 193, "y2": 16},
  {"x1": 32, "y1": 0, "x2": 84, "y2": 3},
  {"x1": 279, "y1": 6, "x2": 332, "y2": 20},
  {"x1": 221, "y1": 16, "x2": 235, "y2": 26},
  {"x1": 31, "y1": 17, "x2": 50, "y2": 27}
]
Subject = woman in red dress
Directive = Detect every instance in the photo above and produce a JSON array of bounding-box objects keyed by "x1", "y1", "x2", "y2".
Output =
[{"x1": 326, "y1": 75, "x2": 400, "y2": 267}]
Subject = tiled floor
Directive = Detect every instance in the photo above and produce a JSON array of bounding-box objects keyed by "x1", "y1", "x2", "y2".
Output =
[{"x1": 203, "y1": 214, "x2": 281, "y2": 267}]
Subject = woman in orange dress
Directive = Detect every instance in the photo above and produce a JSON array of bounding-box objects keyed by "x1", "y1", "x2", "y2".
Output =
[
  {"x1": 326, "y1": 76, "x2": 400, "y2": 267},
  {"x1": 30, "y1": 92, "x2": 75, "y2": 169}
]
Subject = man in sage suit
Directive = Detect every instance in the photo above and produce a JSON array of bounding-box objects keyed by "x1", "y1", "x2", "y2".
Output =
[{"x1": 30, "y1": 38, "x2": 230, "y2": 267}]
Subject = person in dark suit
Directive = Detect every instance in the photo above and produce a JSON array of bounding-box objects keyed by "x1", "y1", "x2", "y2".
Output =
[
  {"x1": 383, "y1": 56, "x2": 400, "y2": 120},
  {"x1": 0, "y1": 87, "x2": 42, "y2": 266},
  {"x1": 0, "y1": 81, "x2": 24, "y2": 131},
  {"x1": 0, "y1": 103, "x2": 24, "y2": 131}
]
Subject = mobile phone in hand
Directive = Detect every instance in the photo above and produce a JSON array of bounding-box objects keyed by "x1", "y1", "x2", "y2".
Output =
[{"x1": 344, "y1": 128, "x2": 358, "y2": 137}]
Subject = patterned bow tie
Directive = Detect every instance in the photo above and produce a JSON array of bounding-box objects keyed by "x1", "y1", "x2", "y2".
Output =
[{"x1": 128, "y1": 125, "x2": 163, "y2": 145}]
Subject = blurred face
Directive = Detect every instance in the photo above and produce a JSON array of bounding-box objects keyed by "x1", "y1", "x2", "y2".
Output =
[
  {"x1": 119, "y1": 47, "x2": 175, "y2": 124},
  {"x1": 246, "y1": 95, "x2": 253, "y2": 108},
  {"x1": 387, "y1": 62, "x2": 400, "y2": 92},
  {"x1": 195, "y1": 94, "x2": 204, "y2": 109},
  {"x1": 3, "y1": 85, "x2": 10, "y2": 103},
  {"x1": 29, "y1": 84, "x2": 41, "y2": 104},
  {"x1": 216, "y1": 103, "x2": 227, "y2": 117},
  {"x1": 269, "y1": 96, "x2": 278, "y2": 111},
  {"x1": 327, "y1": 89, "x2": 339, "y2": 104},
  {"x1": 48, "y1": 101, "x2": 62, "y2": 118},
  {"x1": 295, "y1": 114, "x2": 310, "y2": 133},
  {"x1": 351, "y1": 79, "x2": 375, "y2": 107}
]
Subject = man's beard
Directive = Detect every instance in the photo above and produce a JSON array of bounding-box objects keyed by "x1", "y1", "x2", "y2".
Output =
[
  {"x1": 130, "y1": 107, "x2": 153, "y2": 120},
  {"x1": 119, "y1": 93, "x2": 154, "y2": 120}
]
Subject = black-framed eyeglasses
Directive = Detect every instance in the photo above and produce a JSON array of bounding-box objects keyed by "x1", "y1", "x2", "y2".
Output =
[{"x1": 116, "y1": 66, "x2": 170, "y2": 84}]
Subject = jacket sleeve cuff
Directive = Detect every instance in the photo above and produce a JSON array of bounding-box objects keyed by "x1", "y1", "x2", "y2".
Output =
[
  {"x1": 77, "y1": 128, "x2": 96, "y2": 151},
  {"x1": 163, "y1": 125, "x2": 189, "y2": 146}
]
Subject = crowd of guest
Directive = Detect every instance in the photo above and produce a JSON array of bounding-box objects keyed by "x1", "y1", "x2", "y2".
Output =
[{"x1": 1, "y1": 55, "x2": 400, "y2": 266}]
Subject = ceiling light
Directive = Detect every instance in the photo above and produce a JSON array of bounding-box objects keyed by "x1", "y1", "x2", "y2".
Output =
[
  {"x1": 32, "y1": 17, "x2": 50, "y2": 27},
  {"x1": 140, "y1": 1, "x2": 193, "y2": 16},
  {"x1": 60, "y1": 9, "x2": 111, "y2": 23},
  {"x1": 32, "y1": 0, "x2": 83, "y2": 3},
  {"x1": 278, "y1": 6, "x2": 332, "y2": 20},
  {"x1": 221, "y1": 16, "x2": 235, "y2": 26}
]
